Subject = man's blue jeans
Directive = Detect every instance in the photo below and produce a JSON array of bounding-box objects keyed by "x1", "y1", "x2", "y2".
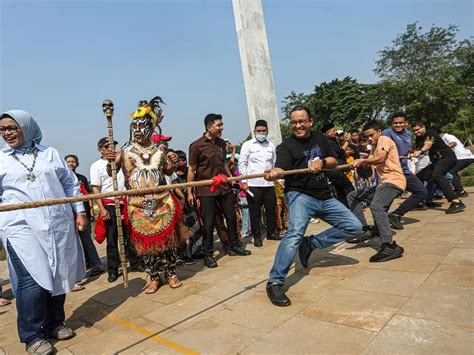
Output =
[
  {"x1": 268, "y1": 192, "x2": 362, "y2": 285},
  {"x1": 7, "y1": 241, "x2": 66, "y2": 348}
]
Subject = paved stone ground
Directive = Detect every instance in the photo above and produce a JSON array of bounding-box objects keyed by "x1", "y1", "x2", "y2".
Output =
[{"x1": 1, "y1": 188, "x2": 473, "y2": 354}]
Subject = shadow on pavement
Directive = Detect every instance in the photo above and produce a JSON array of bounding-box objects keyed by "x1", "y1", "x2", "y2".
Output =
[
  {"x1": 65, "y1": 278, "x2": 145, "y2": 330},
  {"x1": 286, "y1": 250, "x2": 359, "y2": 289},
  {"x1": 114, "y1": 278, "x2": 268, "y2": 354},
  {"x1": 401, "y1": 216, "x2": 420, "y2": 226}
]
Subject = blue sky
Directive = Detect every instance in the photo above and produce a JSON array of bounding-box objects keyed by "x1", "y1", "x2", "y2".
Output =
[{"x1": 1, "y1": 0, "x2": 472, "y2": 177}]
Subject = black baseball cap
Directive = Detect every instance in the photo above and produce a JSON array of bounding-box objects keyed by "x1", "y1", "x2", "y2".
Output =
[{"x1": 97, "y1": 137, "x2": 118, "y2": 148}]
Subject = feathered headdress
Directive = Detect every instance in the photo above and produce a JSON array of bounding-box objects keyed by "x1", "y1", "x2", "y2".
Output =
[{"x1": 129, "y1": 96, "x2": 165, "y2": 127}]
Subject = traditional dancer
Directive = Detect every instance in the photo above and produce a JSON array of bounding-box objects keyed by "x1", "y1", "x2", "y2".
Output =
[{"x1": 111, "y1": 97, "x2": 190, "y2": 294}]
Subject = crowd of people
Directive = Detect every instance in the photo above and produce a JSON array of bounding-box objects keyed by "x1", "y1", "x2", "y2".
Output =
[{"x1": 0, "y1": 103, "x2": 472, "y2": 353}]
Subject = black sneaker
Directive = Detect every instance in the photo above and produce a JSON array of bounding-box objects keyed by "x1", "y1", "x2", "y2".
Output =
[
  {"x1": 298, "y1": 237, "x2": 313, "y2": 269},
  {"x1": 346, "y1": 226, "x2": 376, "y2": 244},
  {"x1": 266, "y1": 283, "x2": 291, "y2": 307},
  {"x1": 267, "y1": 234, "x2": 282, "y2": 241},
  {"x1": 107, "y1": 272, "x2": 119, "y2": 283},
  {"x1": 445, "y1": 201, "x2": 466, "y2": 214},
  {"x1": 88, "y1": 267, "x2": 104, "y2": 277},
  {"x1": 204, "y1": 256, "x2": 218, "y2": 268},
  {"x1": 389, "y1": 213, "x2": 404, "y2": 230},
  {"x1": 457, "y1": 191, "x2": 469, "y2": 198},
  {"x1": 369, "y1": 242, "x2": 404, "y2": 262},
  {"x1": 414, "y1": 203, "x2": 428, "y2": 211},
  {"x1": 227, "y1": 245, "x2": 251, "y2": 256}
]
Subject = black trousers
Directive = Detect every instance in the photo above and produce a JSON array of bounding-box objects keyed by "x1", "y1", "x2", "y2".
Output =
[
  {"x1": 200, "y1": 193, "x2": 239, "y2": 257},
  {"x1": 247, "y1": 186, "x2": 277, "y2": 239},
  {"x1": 393, "y1": 173, "x2": 427, "y2": 216},
  {"x1": 450, "y1": 158, "x2": 474, "y2": 192},
  {"x1": 105, "y1": 205, "x2": 141, "y2": 273},
  {"x1": 417, "y1": 157, "x2": 458, "y2": 202},
  {"x1": 330, "y1": 173, "x2": 354, "y2": 207}
]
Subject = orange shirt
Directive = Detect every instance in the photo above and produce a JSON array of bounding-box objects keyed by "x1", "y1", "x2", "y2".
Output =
[
  {"x1": 372, "y1": 136, "x2": 406, "y2": 190},
  {"x1": 345, "y1": 155, "x2": 354, "y2": 182}
]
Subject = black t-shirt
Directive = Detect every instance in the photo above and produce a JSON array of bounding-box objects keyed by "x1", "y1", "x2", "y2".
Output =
[
  {"x1": 349, "y1": 142, "x2": 361, "y2": 159},
  {"x1": 275, "y1": 131, "x2": 337, "y2": 200},
  {"x1": 76, "y1": 173, "x2": 92, "y2": 218},
  {"x1": 328, "y1": 137, "x2": 346, "y2": 165},
  {"x1": 415, "y1": 128, "x2": 455, "y2": 161}
]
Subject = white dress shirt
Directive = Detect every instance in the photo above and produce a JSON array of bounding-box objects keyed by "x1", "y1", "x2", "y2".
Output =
[{"x1": 239, "y1": 138, "x2": 276, "y2": 187}]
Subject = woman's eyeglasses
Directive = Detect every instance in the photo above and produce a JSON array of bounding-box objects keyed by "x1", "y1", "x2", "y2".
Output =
[{"x1": 0, "y1": 126, "x2": 20, "y2": 135}]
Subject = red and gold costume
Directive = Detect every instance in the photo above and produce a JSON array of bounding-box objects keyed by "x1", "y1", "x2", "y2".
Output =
[{"x1": 121, "y1": 97, "x2": 189, "y2": 290}]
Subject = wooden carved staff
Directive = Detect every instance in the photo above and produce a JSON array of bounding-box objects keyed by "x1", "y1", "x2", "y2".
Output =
[{"x1": 102, "y1": 99, "x2": 129, "y2": 288}]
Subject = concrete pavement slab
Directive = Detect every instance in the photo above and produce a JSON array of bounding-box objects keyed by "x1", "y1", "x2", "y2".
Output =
[
  {"x1": 212, "y1": 292, "x2": 308, "y2": 332},
  {"x1": 442, "y1": 247, "x2": 474, "y2": 266},
  {"x1": 362, "y1": 315, "x2": 474, "y2": 355},
  {"x1": 339, "y1": 269, "x2": 429, "y2": 296},
  {"x1": 302, "y1": 288, "x2": 408, "y2": 332},
  {"x1": 423, "y1": 263, "x2": 474, "y2": 289},
  {"x1": 166, "y1": 318, "x2": 260, "y2": 354},
  {"x1": 399, "y1": 283, "x2": 474, "y2": 328},
  {"x1": 241, "y1": 314, "x2": 376, "y2": 354}
]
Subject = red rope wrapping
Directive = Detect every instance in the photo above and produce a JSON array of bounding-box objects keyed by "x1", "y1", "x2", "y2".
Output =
[
  {"x1": 210, "y1": 174, "x2": 228, "y2": 192},
  {"x1": 123, "y1": 194, "x2": 183, "y2": 255}
]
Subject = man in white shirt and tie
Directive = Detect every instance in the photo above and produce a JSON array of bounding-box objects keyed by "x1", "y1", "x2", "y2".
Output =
[{"x1": 239, "y1": 120, "x2": 279, "y2": 247}]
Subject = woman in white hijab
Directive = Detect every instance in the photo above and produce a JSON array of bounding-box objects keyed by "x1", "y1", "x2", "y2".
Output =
[{"x1": 0, "y1": 110, "x2": 86, "y2": 355}]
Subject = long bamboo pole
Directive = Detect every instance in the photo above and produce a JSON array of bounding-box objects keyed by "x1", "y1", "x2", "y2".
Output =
[
  {"x1": 103, "y1": 100, "x2": 129, "y2": 288},
  {"x1": 0, "y1": 164, "x2": 353, "y2": 213}
]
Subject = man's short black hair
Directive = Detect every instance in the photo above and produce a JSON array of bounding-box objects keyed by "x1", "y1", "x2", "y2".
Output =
[
  {"x1": 362, "y1": 120, "x2": 382, "y2": 132},
  {"x1": 204, "y1": 113, "x2": 223, "y2": 130},
  {"x1": 175, "y1": 150, "x2": 187, "y2": 160},
  {"x1": 290, "y1": 105, "x2": 312, "y2": 119},
  {"x1": 65, "y1": 154, "x2": 79, "y2": 164},
  {"x1": 411, "y1": 120, "x2": 425, "y2": 128},
  {"x1": 390, "y1": 111, "x2": 408, "y2": 122},
  {"x1": 350, "y1": 129, "x2": 360, "y2": 134}
]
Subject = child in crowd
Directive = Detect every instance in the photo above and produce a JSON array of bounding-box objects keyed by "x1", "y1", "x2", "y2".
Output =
[{"x1": 354, "y1": 137, "x2": 375, "y2": 189}]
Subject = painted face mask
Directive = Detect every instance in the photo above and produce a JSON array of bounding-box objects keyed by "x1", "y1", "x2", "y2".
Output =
[
  {"x1": 129, "y1": 96, "x2": 165, "y2": 145},
  {"x1": 132, "y1": 116, "x2": 153, "y2": 140},
  {"x1": 255, "y1": 134, "x2": 267, "y2": 143}
]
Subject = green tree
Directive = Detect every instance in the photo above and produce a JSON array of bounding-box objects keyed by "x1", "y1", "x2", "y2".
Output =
[
  {"x1": 282, "y1": 77, "x2": 383, "y2": 131},
  {"x1": 375, "y1": 23, "x2": 473, "y2": 134}
]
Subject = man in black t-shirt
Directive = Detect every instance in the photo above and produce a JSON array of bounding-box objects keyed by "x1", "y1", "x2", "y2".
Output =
[
  {"x1": 412, "y1": 122, "x2": 465, "y2": 214},
  {"x1": 263, "y1": 106, "x2": 362, "y2": 307}
]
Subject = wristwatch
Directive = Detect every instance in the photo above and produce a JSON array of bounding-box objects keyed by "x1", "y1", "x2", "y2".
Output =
[{"x1": 321, "y1": 158, "x2": 327, "y2": 168}]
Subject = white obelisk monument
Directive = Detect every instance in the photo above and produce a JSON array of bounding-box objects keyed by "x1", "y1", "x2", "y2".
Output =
[{"x1": 232, "y1": 0, "x2": 282, "y2": 145}]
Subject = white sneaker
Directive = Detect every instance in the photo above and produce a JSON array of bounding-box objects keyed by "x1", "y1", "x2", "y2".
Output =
[
  {"x1": 27, "y1": 339, "x2": 53, "y2": 354},
  {"x1": 50, "y1": 324, "x2": 75, "y2": 340},
  {"x1": 309, "y1": 218, "x2": 320, "y2": 224}
]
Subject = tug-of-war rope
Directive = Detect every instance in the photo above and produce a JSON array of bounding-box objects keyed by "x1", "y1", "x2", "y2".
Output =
[{"x1": 0, "y1": 164, "x2": 356, "y2": 212}]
